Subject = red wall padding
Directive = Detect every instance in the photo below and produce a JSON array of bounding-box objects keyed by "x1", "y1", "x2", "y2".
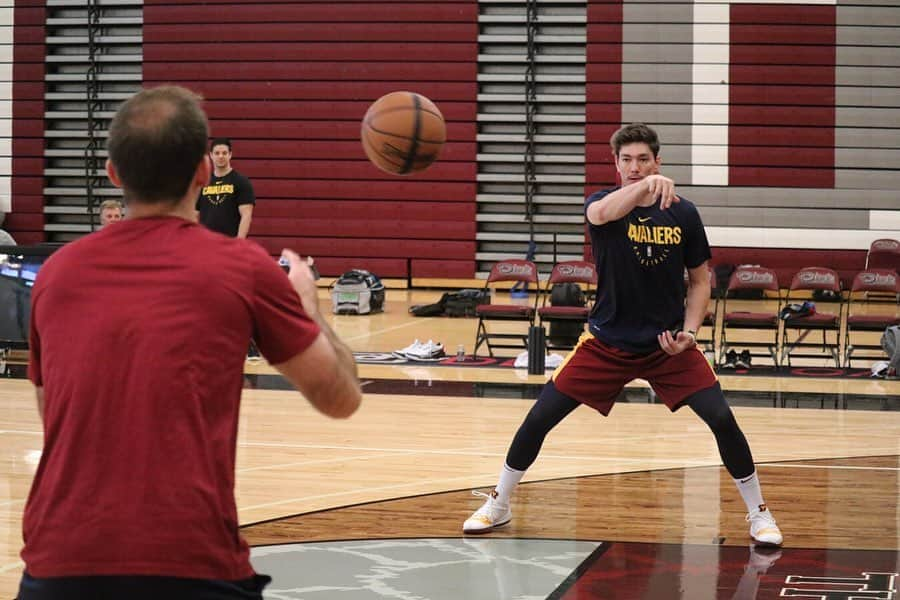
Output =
[
  {"x1": 142, "y1": 1, "x2": 478, "y2": 279},
  {"x1": 584, "y1": 1, "x2": 623, "y2": 234},
  {"x1": 8, "y1": 2, "x2": 46, "y2": 244},
  {"x1": 729, "y1": 4, "x2": 836, "y2": 188},
  {"x1": 710, "y1": 247, "x2": 866, "y2": 291}
]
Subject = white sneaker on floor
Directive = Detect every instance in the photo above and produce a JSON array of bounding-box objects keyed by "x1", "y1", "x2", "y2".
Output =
[
  {"x1": 463, "y1": 490, "x2": 511, "y2": 534},
  {"x1": 393, "y1": 339, "x2": 423, "y2": 359},
  {"x1": 747, "y1": 505, "x2": 783, "y2": 547},
  {"x1": 406, "y1": 339, "x2": 446, "y2": 360}
]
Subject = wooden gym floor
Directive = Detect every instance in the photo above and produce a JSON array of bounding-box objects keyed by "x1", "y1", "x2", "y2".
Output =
[{"x1": 0, "y1": 288, "x2": 898, "y2": 598}]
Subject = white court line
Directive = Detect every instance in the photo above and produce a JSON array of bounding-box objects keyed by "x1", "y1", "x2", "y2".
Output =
[
  {"x1": 762, "y1": 463, "x2": 900, "y2": 472},
  {"x1": 239, "y1": 431, "x2": 708, "y2": 454},
  {"x1": 342, "y1": 317, "x2": 435, "y2": 342},
  {"x1": 0, "y1": 499, "x2": 26, "y2": 508},
  {"x1": 0, "y1": 430, "x2": 41, "y2": 436},
  {"x1": 0, "y1": 561, "x2": 24, "y2": 574},
  {"x1": 240, "y1": 472, "x2": 545, "y2": 512},
  {"x1": 241, "y1": 460, "x2": 900, "y2": 512},
  {"x1": 238, "y1": 449, "x2": 717, "y2": 474},
  {"x1": 238, "y1": 451, "x2": 422, "y2": 473}
]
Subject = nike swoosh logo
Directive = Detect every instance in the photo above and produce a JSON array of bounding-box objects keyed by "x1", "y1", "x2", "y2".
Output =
[
  {"x1": 638, "y1": 217, "x2": 652, "y2": 223},
  {"x1": 740, "y1": 476, "x2": 755, "y2": 484}
]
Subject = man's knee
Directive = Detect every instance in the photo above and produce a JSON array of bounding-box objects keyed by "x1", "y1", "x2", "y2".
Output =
[{"x1": 688, "y1": 383, "x2": 739, "y2": 433}]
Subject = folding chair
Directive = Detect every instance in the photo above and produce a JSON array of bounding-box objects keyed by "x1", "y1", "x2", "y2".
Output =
[
  {"x1": 538, "y1": 260, "x2": 597, "y2": 351},
  {"x1": 780, "y1": 266, "x2": 844, "y2": 368},
  {"x1": 473, "y1": 259, "x2": 540, "y2": 358},
  {"x1": 718, "y1": 266, "x2": 781, "y2": 368},
  {"x1": 865, "y1": 238, "x2": 900, "y2": 271},
  {"x1": 843, "y1": 269, "x2": 900, "y2": 367}
]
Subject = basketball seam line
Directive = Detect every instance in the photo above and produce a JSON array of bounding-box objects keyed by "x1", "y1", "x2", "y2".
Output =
[{"x1": 400, "y1": 93, "x2": 422, "y2": 175}]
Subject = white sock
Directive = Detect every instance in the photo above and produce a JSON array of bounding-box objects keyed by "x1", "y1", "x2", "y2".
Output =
[
  {"x1": 494, "y1": 463, "x2": 525, "y2": 506},
  {"x1": 733, "y1": 470, "x2": 767, "y2": 514}
]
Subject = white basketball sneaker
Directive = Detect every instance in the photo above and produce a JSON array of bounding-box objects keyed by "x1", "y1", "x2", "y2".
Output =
[
  {"x1": 463, "y1": 490, "x2": 511, "y2": 534},
  {"x1": 393, "y1": 339, "x2": 423, "y2": 359},
  {"x1": 747, "y1": 505, "x2": 783, "y2": 547}
]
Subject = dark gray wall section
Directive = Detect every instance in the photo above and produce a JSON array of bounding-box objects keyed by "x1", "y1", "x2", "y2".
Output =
[
  {"x1": 836, "y1": 2, "x2": 900, "y2": 192},
  {"x1": 682, "y1": 187, "x2": 899, "y2": 210},
  {"x1": 621, "y1": 1, "x2": 693, "y2": 171},
  {"x1": 700, "y1": 206, "x2": 869, "y2": 229}
]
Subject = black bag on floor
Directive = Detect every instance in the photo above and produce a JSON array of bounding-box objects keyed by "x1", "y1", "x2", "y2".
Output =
[
  {"x1": 444, "y1": 288, "x2": 490, "y2": 317},
  {"x1": 548, "y1": 282, "x2": 587, "y2": 346},
  {"x1": 409, "y1": 294, "x2": 449, "y2": 317}
]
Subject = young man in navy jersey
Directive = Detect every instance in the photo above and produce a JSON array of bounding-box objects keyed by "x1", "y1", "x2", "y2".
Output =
[{"x1": 463, "y1": 123, "x2": 782, "y2": 547}]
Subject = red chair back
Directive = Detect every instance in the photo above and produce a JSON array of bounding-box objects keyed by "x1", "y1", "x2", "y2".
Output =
[
  {"x1": 790, "y1": 266, "x2": 841, "y2": 293},
  {"x1": 486, "y1": 259, "x2": 539, "y2": 285},
  {"x1": 548, "y1": 260, "x2": 597, "y2": 285},
  {"x1": 728, "y1": 266, "x2": 779, "y2": 293},
  {"x1": 850, "y1": 269, "x2": 900, "y2": 294},
  {"x1": 866, "y1": 238, "x2": 900, "y2": 270}
]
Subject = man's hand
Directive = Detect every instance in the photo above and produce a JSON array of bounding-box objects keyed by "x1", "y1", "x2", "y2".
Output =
[
  {"x1": 281, "y1": 249, "x2": 319, "y2": 317},
  {"x1": 644, "y1": 174, "x2": 679, "y2": 209},
  {"x1": 657, "y1": 329, "x2": 696, "y2": 355}
]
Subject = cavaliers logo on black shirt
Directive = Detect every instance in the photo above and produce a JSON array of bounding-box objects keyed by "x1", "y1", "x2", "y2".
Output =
[
  {"x1": 202, "y1": 183, "x2": 235, "y2": 206},
  {"x1": 627, "y1": 217, "x2": 682, "y2": 267}
]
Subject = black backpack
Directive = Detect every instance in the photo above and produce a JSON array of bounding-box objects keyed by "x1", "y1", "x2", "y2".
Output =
[
  {"x1": 550, "y1": 282, "x2": 586, "y2": 307},
  {"x1": 548, "y1": 282, "x2": 587, "y2": 346}
]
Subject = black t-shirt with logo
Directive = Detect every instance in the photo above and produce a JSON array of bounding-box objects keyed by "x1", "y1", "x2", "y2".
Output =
[
  {"x1": 196, "y1": 169, "x2": 255, "y2": 237},
  {"x1": 585, "y1": 187, "x2": 712, "y2": 354}
]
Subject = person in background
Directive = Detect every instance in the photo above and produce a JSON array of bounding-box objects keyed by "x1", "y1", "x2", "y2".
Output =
[
  {"x1": 196, "y1": 137, "x2": 254, "y2": 238},
  {"x1": 98, "y1": 199, "x2": 124, "y2": 228}
]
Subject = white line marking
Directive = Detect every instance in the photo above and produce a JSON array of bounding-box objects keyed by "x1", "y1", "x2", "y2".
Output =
[
  {"x1": 762, "y1": 463, "x2": 900, "y2": 472},
  {"x1": 0, "y1": 561, "x2": 24, "y2": 574},
  {"x1": 342, "y1": 317, "x2": 435, "y2": 342},
  {"x1": 240, "y1": 473, "x2": 516, "y2": 512}
]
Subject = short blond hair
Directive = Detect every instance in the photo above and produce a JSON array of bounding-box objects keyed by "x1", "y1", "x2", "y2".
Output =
[{"x1": 99, "y1": 199, "x2": 124, "y2": 212}]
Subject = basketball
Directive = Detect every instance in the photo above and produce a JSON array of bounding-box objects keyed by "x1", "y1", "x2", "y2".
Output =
[{"x1": 361, "y1": 91, "x2": 446, "y2": 175}]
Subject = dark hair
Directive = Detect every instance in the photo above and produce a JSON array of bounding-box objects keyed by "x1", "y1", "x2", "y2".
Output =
[
  {"x1": 610, "y1": 123, "x2": 660, "y2": 158},
  {"x1": 107, "y1": 86, "x2": 208, "y2": 204},
  {"x1": 210, "y1": 137, "x2": 232, "y2": 152}
]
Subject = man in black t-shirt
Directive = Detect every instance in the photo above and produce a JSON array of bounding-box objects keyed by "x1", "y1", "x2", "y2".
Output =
[
  {"x1": 463, "y1": 123, "x2": 783, "y2": 548},
  {"x1": 196, "y1": 138, "x2": 255, "y2": 238}
]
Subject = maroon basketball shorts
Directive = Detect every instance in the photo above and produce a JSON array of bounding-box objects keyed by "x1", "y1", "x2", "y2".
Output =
[{"x1": 551, "y1": 333, "x2": 718, "y2": 415}]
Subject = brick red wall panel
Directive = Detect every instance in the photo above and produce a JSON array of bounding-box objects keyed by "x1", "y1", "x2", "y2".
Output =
[
  {"x1": 9, "y1": 3, "x2": 46, "y2": 240},
  {"x1": 729, "y1": 4, "x2": 835, "y2": 188},
  {"x1": 144, "y1": 1, "x2": 478, "y2": 277}
]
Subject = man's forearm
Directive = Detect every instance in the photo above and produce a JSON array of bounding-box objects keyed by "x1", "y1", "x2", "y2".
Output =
[
  {"x1": 237, "y1": 216, "x2": 252, "y2": 238},
  {"x1": 309, "y1": 311, "x2": 358, "y2": 382},
  {"x1": 586, "y1": 183, "x2": 646, "y2": 226}
]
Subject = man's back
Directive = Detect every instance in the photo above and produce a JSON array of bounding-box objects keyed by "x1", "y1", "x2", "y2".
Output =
[{"x1": 24, "y1": 216, "x2": 318, "y2": 580}]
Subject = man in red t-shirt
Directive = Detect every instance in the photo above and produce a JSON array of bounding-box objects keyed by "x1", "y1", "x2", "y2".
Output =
[{"x1": 18, "y1": 86, "x2": 362, "y2": 600}]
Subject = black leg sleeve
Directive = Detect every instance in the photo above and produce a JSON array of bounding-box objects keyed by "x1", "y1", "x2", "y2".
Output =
[
  {"x1": 686, "y1": 382, "x2": 755, "y2": 479},
  {"x1": 505, "y1": 380, "x2": 581, "y2": 471}
]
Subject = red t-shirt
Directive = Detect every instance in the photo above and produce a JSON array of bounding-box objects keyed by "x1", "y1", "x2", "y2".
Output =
[{"x1": 23, "y1": 217, "x2": 320, "y2": 580}]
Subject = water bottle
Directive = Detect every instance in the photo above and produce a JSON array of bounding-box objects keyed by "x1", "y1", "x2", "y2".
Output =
[{"x1": 456, "y1": 344, "x2": 466, "y2": 362}]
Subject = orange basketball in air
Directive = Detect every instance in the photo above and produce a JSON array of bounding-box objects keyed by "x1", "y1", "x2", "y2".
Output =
[{"x1": 361, "y1": 91, "x2": 446, "y2": 175}]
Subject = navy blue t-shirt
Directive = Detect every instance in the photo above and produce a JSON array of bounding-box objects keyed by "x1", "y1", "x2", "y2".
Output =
[{"x1": 585, "y1": 187, "x2": 712, "y2": 354}]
